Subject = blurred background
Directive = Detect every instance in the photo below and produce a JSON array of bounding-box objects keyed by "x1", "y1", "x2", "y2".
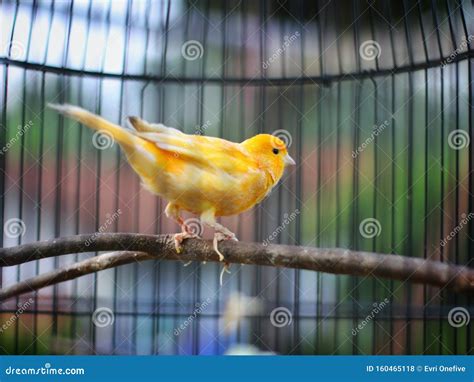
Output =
[{"x1": 0, "y1": 0, "x2": 473, "y2": 355}]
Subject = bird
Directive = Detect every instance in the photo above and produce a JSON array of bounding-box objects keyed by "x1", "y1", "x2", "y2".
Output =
[{"x1": 48, "y1": 104, "x2": 295, "y2": 261}]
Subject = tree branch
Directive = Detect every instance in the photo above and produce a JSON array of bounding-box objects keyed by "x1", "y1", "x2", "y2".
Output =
[
  {"x1": 0, "y1": 251, "x2": 153, "y2": 301},
  {"x1": 0, "y1": 233, "x2": 473, "y2": 300}
]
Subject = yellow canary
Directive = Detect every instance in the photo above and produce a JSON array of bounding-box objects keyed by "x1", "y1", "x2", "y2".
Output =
[{"x1": 48, "y1": 104, "x2": 295, "y2": 260}]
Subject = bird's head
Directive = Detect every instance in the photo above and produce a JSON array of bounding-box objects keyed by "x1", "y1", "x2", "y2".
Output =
[{"x1": 241, "y1": 134, "x2": 296, "y2": 183}]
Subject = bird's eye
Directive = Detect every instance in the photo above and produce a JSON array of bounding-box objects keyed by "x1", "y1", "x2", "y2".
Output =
[{"x1": 272, "y1": 148, "x2": 279, "y2": 155}]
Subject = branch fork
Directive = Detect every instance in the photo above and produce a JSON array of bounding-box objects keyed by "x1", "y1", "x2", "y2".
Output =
[{"x1": 0, "y1": 233, "x2": 473, "y2": 301}]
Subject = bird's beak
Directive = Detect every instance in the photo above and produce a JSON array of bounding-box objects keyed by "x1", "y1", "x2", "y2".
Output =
[{"x1": 284, "y1": 153, "x2": 296, "y2": 166}]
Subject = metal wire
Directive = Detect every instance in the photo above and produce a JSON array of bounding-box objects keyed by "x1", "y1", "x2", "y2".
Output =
[{"x1": 0, "y1": 0, "x2": 473, "y2": 355}]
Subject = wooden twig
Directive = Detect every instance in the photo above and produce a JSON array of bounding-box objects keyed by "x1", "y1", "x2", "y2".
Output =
[
  {"x1": 0, "y1": 233, "x2": 473, "y2": 301},
  {"x1": 0, "y1": 251, "x2": 153, "y2": 301}
]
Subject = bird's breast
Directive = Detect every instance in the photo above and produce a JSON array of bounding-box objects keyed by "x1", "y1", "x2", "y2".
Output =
[{"x1": 143, "y1": 164, "x2": 274, "y2": 217}]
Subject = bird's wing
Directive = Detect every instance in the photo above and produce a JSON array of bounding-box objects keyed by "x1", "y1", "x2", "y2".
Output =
[
  {"x1": 127, "y1": 116, "x2": 184, "y2": 136},
  {"x1": 135, "y1": 132, "x2": 256, "y2": 174}
]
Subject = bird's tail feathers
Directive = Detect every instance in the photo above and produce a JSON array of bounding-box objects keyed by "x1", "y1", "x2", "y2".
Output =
[
  {"x1": 48, "y1": 103, "x2": 143, "y2": 150},
  {"x1": 48, "y1": 103, "x2": 158, "y2": 178}
]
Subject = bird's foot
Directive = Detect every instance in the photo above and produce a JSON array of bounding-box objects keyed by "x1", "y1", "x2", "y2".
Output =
[
  {"x1": 174, "y1": 231, "x2": 200, "y2": 253},
  {"x1": 213, "y1": 231, "x2": 238, "y2": 261}
]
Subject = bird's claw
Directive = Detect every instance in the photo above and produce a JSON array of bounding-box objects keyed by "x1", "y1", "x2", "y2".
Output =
[
  {"x1": 213, "y1": 232, "x2": 238, "y2": 261},
  {"x1": 213, "y1": 234, "x2": 225, "y2": 261},
  {"x1": 174, "y1": 231, "x2": 200, "y2": 253}
]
